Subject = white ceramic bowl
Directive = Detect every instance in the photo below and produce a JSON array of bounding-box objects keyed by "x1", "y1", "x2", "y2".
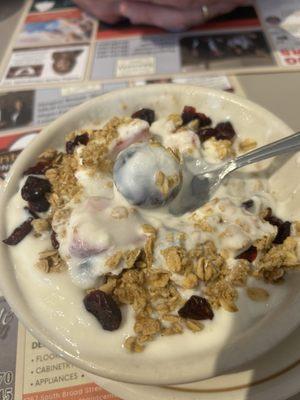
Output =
[{"x1": 0, "y1": 85, "x2": 299, "y2": 386}]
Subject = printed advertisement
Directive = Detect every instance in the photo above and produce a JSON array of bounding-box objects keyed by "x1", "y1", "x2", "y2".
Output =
[
  {"x1": 257, "y1": 0, "x2": 300, "y2": 65},
  {"x1": 0, "y1": 301, "x2": 120, "y2": 400},
  {"x1": 16, "y1": 9, "x2": 95, "y2": 48},
  {"x1": 30, "y1": 0, "x2": 76, "y2": 13},
  {"x1": 0, "y1": 91, "x2": 35, "y2": 132},
  {"x1": 0, "y1": 3, "x2": 289, "y2": 88},
  {"x1": 91, "y1": 5, "x2": 275, "y2": 80},
  {"x1": 180, "y1": 28, "x2": 274, "y2": 72},
  {"x1": 0, "y1": 130, "x2": 38, "y2": 180},
  {"x1": 2, "y1": 45, "x2": 89, "y2": 86},
  {"x1": 0, "y1": 297, "x2": 18, "y2": 400}
]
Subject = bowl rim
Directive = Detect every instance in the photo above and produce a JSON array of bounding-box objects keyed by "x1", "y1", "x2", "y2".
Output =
[{"x1": 0, "y1": 84, "x2": 296, "y2": 386}]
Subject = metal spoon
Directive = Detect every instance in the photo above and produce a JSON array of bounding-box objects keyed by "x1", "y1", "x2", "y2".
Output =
[
  {"x1": 171, "y1": 131, "x2": 300, "y2": 215},
  {"x1": 113, "y1": 132, "x2": 300, "y2": 214}
]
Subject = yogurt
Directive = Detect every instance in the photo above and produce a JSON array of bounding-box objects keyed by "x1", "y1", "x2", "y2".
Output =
[{"x1": 4, "y1": 108, "x2": 299, "y2": 361}]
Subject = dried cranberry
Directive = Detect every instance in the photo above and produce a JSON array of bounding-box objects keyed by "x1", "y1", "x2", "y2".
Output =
[
  {"x1": 263, "y1": 208, "x2": 283, "y2": 227},
  {"x1": 131, "y1": 108, "x2": 155, "y2": 125},
  {"x1": 66, "y1": 133, "x2": 89, "y2": 155},
  {"x1": 263, "y1": 208, "x2": 291, "y2": 244},
  {"x1": 236, "y1": 245, "x2": 257, "y2": 262},
  {"x1": 181, "y1": 106, "x2": 211, "y2": 127},
  {"x1": 241, "y1": 199, "x2": 254, "y2": 210},
  {"x1": 28, "y1": 198, "x2": 50, "y2": 213},
  {"x1": 182, "y1": 106, "x2": 196, "y2": 124},
  {"x1": 21, "y1": 176, "x2": 51, "y2": 202},
  {"x1": 178, "y1": 295, "x2": 214, "y2": 320},
  {"x1": 273, "y1": 221, "x2": 291, "y2": 244},
  {"x1": 197, "y1": 112, "x2": 212, "y2": 128},
  {"x1": 84, "y1": 290, "x2": 122, "y2": 331},
  {"x1": 3, "y1": 218, "x2": 33, "y2": 245},
  {"x1": 215, "y1": 121, "x2": 236, "y2": 141},
  {"x1": 24, "y1": 206, "x2": 39, "y2": 219},
  {"x1": 51, "y1": 230, "x2": 59, "y2": 249},
  {"x1": 197, "y1": 127, "x2": 217, "y2": 143},
  {"x1": 23, "y1": 160, "x2": 51, "y2": 176}
]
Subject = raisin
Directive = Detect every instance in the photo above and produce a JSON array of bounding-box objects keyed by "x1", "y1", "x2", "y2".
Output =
[
  {"x1": 197, "y1": 112, "x2": 212, "y2": 128},
  {"x1": 66, "y1": 133, "x2": 89, "y2": 155},
  {"x1": 241, "y1": 199, "x2": 254, "y2": 210},
  {"x1": 197, "y1": 127, "x2": 217, "y2": 143},
  {"x1": 51, "y1": 230, "x2": 59, "y2": 249},
  {"x1": 263, "y1": 208, "x2": 291, "y2": 244},
  {"x1": 131, "y1": 108, "x2": 155, "y2": 125},
  {"x1": 264, "y1": 208, "x2": 283, "y2": 227},
  {"x1": 84, "y1": 290, "x2": 122, "y2": 331},
  {"x1": 24, "y1": 206, "x2": 39, "y2": 219},
  {"x1": 236, "y1": 245, "x2": 257, "y2": 262},
  {"x1": 178, "y1": 295, "x2": 214, "y2": 320},
  {"x1": 28, "y1": 198, "x2": 50, "y2": 213},
  {"x1": 3, "y1": 218, "x2": 33, "y2": 245},
  {"x1": 23, "y1": 160, "x2": 51, "y2": 176},
  {"x1": 215, "y1": 121, "x2": 236, "y2": 141},
  {"x1": 273, "y1": 221, "x2": 291, "y2": 244},
  {"x1": 21, "y1": 176, "x2": 51, "y2": 202},
  {"x1": 182, "y1": 106, "x2": 197, "y2": 124},
  {"x1": 181, "y1": 106, "x2": 211, "y2": 127}
]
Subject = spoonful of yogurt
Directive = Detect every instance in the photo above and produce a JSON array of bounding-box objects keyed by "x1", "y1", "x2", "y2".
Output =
[
  {"x1": 113, "y1": 132, "x2": 300, "y2": 213},
  {"x1": 113, "y1": 142, "x2": 182, "y2": 208}
]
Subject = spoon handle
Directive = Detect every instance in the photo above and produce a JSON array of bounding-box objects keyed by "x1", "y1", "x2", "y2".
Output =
[{"x1": 234, "y1": 131, "x2": 300, "y2": 169}]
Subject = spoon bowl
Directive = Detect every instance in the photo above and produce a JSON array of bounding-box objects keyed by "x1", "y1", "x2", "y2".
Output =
[
  {"x1": 114, "y1": 131, "x2": 300, "y2": 214},
  {"x1": 190, "y1": 131, "x2": 300, "y2": 208}
]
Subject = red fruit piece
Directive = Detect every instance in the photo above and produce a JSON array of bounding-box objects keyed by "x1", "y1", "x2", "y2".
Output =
[
  {"x1": 263, "y1": 208, "x2": 291, "y2": 244},
  {"x1": 66, "y1": 133, "x2": 89, "y2": 155},
  {"x1": 178, "y1": 295, "x2": 214, "y2": 320},
  {"x1": 273, "y1": 221, "x2": 291, "y2": 244},
  {"x1": 3, "y1": 218, "x2": 33, "y2": 245},
  {"x1": 236, "y1": 245, "x2": 257, "y2": 262},
  {"x1": 131, "y1": 108, "x2": 155, "y2": 125},
  {"x1": 197, "y1": 127, "x2": 217, "y2": 143},
  {"x1": 28, "y1": 198, "x2": 50, "y2": 213},
  {"x1": 69, "y1": 230, "x2": 107, "y2": 258},
  {"x1": 84, "y1": 290, "x2": 122, "y2": 331},
  {"x1": 23, "y1": 160, "x2": 51, "y2": 176},
  {"x1": 112, "y1": 127, "x2": 150, "y2": 157},
  {"x1": 215, "y1": 121, "x2": 236, "y2": 141},
  {"x1": 263, "y1": 207, "x2": 283, "y2": 227},
  {"x1": 181, "y1": 106, "x2": 212, "y2": 127},
  {"x1": 51, "y1": 230, "x2": 59, "y2": 249},
  {"x1": 197, "y1": 113, "x2": 212, "y2": 128},
  {"x1": 21, "y1": 176, "x2": 51, "y2": 202}
]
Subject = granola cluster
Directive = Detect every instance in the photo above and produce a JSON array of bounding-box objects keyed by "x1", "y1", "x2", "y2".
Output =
[
  {"x1": 4, "y1": 106, "x2": 300, "y2": 353},
  {"x1": 97, "y1": 223, "x2": 299, "y2": 351}
]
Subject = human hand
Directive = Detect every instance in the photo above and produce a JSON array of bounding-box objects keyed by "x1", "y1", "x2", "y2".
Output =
[
  {"x1": 73, "y1": 0, "x2": 250, "y2": 30},
  {"x1": 120, "y1": 0, "x2": 250, "y2": 31},
  {"x1": 72, "y1": 0, "x2": 122, "y2": 24}
]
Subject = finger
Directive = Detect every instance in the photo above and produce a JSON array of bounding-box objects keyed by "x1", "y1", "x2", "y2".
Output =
[
  {"x1": 73, "y1": 0, "x2": 122, "y2": 23},
  {"x1": 120, "y1": 1, "x2": 240, "y2": 31},
  {"x1": 128, "y1": 0, "x2": 250, "y2": 9},
  {"x1": 120, "y1": 1, "x2": 203, "y2": 31},
  {"x1": 129, "y1": 0, "x2": 219, "y2": 9}
]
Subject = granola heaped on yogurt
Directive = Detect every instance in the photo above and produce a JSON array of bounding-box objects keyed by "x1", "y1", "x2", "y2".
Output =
[{"x1": 4, "y1": 105, "x2": 300, "y2": 352}]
